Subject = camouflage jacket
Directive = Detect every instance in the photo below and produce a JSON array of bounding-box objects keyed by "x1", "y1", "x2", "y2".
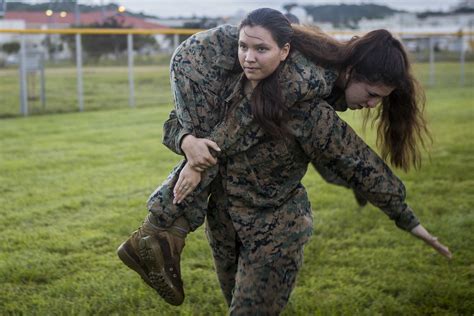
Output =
[
  {"x1": 207, "y1": 72, "x2": 419, "y2": 263},
  {"x1": 163, "y1": 24, "x2": 336, "y2": 155},
  {"x1": 154, "y1": 25, "x2": 419, "y2": 263}
]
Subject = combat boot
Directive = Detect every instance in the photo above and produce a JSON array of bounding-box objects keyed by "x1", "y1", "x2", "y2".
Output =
[{"x1": 117, "y1": 214, "x2": 189, "y2": 306}]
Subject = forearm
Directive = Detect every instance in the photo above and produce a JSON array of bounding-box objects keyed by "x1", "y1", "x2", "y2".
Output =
[
  {"x1": 162, "y1": 110, "x2": 192, "y2": 155},
  {"x1": 294, "y1": 99, "x2": 419, "y2": 231}
]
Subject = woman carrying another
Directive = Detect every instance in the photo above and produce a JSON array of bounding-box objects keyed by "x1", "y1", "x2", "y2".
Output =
[{"x1": 118, "y1": 9, "x2": 451, "y2": 313}]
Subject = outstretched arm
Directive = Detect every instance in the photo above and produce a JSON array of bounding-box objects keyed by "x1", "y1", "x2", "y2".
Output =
[
  {"x1": 292, "y1": 99, "x2": 451, "y2": 259},
  {"x1": 410, "y1": 225, "x2": 452, "y2": 258}
]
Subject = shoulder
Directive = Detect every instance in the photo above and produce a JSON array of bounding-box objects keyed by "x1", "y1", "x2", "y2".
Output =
[
  {"x1": 171, "y1": 25, "x2": 239, "y2": 91},
  {"x1": 280, "y1": 51, "x2": 339, "y2": 103},
  {"x1": 173, "y1": 24, "x2": 238, "y2": 70}
]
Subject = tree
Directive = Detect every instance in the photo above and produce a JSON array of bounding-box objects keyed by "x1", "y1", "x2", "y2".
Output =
[
  {"x1": 61, "y1": 16, "x2": 157, "y2": 61},
  {"x1": 2, "y1": 42, "x2": 20, "y2": 55}
]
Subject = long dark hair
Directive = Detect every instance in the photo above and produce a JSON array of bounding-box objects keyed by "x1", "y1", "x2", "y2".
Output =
[
  {"x1": 239, "y1": 9, "x2": 429, "y2": 170},
  {"x1": 239, "y1": 8, "x2": 292, "y2": 139},
  {"x1": 341, "y1": 30, "x2": 430, "y2": 171},
  {"x1": 239, "y1": 8, "x2": 343, "y2": 139}
]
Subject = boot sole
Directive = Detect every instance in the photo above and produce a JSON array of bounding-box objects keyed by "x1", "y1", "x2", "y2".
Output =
[
  {"x1": 117, "y1": 242, "x2": 154, "y2": 289},
  {"x1": 139, "y1": 236, "x2": 184, "y2": 306}
]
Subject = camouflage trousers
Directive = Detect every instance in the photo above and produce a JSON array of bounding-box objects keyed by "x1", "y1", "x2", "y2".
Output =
[
  {"x1": 146, "y1": 160, "x2": 215, "y2": 231},
  {"x1": 206, "y1": 183, "x2": 306, "y2": 315}
]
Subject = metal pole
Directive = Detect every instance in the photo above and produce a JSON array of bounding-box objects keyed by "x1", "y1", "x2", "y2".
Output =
[
  {"x1": 75, "y1": 0, "x2": 81, "y2": 25},
  {"x1": 40, "y1": 53, "x2": 46, "y2": 108},
  {"x1": 459, "y1": 32, "x2": 465, "y2": 86},
  {"x1": 429, "y1": 36, "x2": 435, "y2": 86},
  {"x1": 127, "y1": 33, "x2": 135, "y2": 108},
  {"x1": 173, "y1": 33, "x2": 179, "y2": 49},
  {"x1": 100, "y1": 0, "x2": 105, "y2": 23},
  {"x1": 1, "y1": 0, "x2": 6, "y2": 17},
  {"x1": 75, "y1": 33, "x2": 84, "y2": 111},
  {"x1": 19, "y1": 34, "x2": 28, "y2": 116}
]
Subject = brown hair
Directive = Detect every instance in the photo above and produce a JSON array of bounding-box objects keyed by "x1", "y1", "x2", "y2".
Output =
[
  {"x1": 239, "y1": 10, "x2": 430, "y2": 170},
  {"x1": 238, "y1": 8, "x2": 343, "y2": 139},
  {"x1": 342, "y1": 30, "x2": 431, "y2": 171}
]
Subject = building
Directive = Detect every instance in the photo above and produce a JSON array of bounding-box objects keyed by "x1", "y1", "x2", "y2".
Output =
[{"x1": 1, "y1": 10, "x2": 170, "y2": 61}]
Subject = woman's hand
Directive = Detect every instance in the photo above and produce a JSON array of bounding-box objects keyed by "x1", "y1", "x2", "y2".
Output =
[
  {"x1": 410, "y1": 224, "x2": 452, "y2": 259},
  {"x1": 173, "y1": 163, "x2": 202, "y2": 205},
  {"x1": 181, "y1": 134, "x2": 221, "y2": 172}
]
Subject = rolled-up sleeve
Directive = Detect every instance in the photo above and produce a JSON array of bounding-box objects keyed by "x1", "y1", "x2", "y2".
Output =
[{"x1": 290, "y1": 99, "x2": 419, "y2": 231}]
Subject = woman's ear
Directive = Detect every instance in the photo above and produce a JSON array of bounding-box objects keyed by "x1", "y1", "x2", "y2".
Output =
[{"x1": 280, "y1": 43, "x2": 290, "y2": 61}]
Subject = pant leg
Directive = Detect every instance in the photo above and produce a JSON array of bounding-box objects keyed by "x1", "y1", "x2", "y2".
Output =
[
  {"x1": 206, "y1": 173, "x2": 240, "y2": 306},
  {"x1": 147, "y1": 160, "x2": 212, "y2": 231},
  {"x1": 229, "y1": 243, "x2": 304, "y2": 316},
  {"x1": 206, "y1": 184, "x2": 305, "y2": 314}
]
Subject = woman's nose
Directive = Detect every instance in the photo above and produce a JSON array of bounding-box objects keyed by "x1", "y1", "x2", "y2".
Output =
[
  {"x1": 245, "y1": 51, "x2": 256, "y2": 62},
  {"x1": 367, "y1": 97, "x2": 381, "y2": 108}
]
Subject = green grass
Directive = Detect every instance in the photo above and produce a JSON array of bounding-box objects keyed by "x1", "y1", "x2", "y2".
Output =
[
  {"x1": 0, "y1": 63, "x2": 473, "y2": 315},
  {"x1": 0, "y1": 65, "x2": 172, "y2": 118}
]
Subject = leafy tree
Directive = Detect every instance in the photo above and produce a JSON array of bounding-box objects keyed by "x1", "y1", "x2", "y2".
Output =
[
  {"x1": 61, "y1": 16, "x2": 157, "y2": 60},
  {"x1": 165, "y1": 18, "x2": 220, "y2": 46},
  {"x1": 2, "y1": 42, "x2": 20, "y2": 54}
]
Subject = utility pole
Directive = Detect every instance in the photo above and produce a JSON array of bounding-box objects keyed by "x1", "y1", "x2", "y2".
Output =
[
  {"x1": 100, "y1": 0, "x2": 106, "y2": 23},
  {"x1": 0, "y1": 0, "x2": 6, "y2": 18},
  {"x1": 75, "y1": 0, "x2": 80, "y2": 25}
]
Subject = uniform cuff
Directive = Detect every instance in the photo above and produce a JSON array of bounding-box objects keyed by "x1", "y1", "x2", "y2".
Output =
[
  {"x1": 177, "y1": 129, "x2": 193, "y2": 156},
  {"x1": 395, "y1": 206, "x2": 420, "y2": 231}
]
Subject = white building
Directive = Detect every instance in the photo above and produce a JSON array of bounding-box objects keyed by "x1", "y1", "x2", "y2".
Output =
[{"x1": 348, "y1": 11, "x2": 473, "y2": 52}]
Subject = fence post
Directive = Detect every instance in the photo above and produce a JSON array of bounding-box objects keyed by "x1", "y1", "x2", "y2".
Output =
[
  {"x1": 75, "y1": 33, "x2": 84, "y2": 112},
  {"x1": 429, "y1": 36, "x2": 435, "y2": 86},
  {"x1": 173, "y1": 33, "x2": 179, "y2": 49},
  {"x1": 127, "y1": 33, "x2": 135, "y2": 108},
  {"x1": 40, "y1": 52, "x2": 46, "y2": 108},
  {"x1": 459, "y1": 32, "x2": 465, "y2": 86},
  {"x1": 19, "y1": 34, "x2": 28, "y2": 116}
]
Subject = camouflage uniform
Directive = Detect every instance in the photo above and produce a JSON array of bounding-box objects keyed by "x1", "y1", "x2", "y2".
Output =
[
  {"x1": 149, "y1": 25, "x2": 334, "y2": 231},
  {"x1": 149, "y1": 25, "x2": 419, "y2": 314},
  {"x1": 311, "y1": 87, "x2": 365, "y2": 197}
]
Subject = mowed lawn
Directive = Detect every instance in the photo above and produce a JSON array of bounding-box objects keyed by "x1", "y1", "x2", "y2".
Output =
[
  {"x1": 0, "y1": 62, "x2": 473, "y2": 315},
  {"x1": 0, "y1": 65, "x2": 173, "y2": 117}
]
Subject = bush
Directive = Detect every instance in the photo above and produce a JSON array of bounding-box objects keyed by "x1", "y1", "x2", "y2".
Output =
[{"x1": 2, "y1": 42, "x2": 20, "y2": 55}]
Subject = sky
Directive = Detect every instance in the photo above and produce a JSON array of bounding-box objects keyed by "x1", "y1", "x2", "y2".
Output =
[{"x1": 103, "y1": 0, "x2": 465, "y2": 18}]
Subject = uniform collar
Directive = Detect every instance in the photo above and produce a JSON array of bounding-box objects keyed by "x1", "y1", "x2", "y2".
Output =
[{"x1": 224, "y1": 73, "x2": 248, "y2": 103}]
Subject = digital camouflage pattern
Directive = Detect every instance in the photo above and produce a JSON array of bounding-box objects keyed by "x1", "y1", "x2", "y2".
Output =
[
  {"x1": 147, "y1": 25, "x2": 420, "y2": 313},
  {"x1": 150, "y1": 25, "x2": 337, "y2": 232},
  {"x1": 206, "y1": 175, "x2": 304, "y2": 314}
]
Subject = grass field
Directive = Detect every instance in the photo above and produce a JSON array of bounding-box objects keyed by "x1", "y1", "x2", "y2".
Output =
[
  {"x1": 0, "y1": 65, "x2": 172, "y2": 118},
  {"x1": 0, "y1": 62, "x2": 473, "y2": 315}
]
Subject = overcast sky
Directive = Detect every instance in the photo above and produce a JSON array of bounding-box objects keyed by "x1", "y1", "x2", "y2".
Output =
[{"x1": 106, "y1": 0, "x2": 464, "y2": 18}]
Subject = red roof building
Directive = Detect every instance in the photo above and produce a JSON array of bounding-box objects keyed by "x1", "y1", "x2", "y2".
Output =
[{"x1": 5, "y1": 11, "x2": 168, "y2": 29}]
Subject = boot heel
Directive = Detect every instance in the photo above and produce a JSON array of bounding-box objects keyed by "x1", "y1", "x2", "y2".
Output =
[
  {"x1": 117, "y1": 242, "x2": 153, "y2": 288},
  {"x1": 139, "y1": 236, "x2": 184, "y2": 305}
]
